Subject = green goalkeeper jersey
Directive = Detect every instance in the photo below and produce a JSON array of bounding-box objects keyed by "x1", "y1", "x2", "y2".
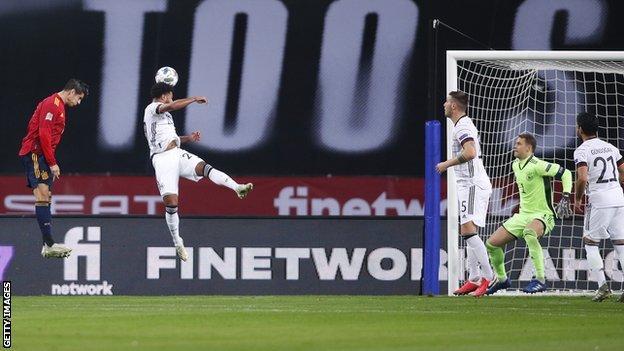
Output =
[{"x1": 513, "y1": 155, "x2": 572, "y2": 216}]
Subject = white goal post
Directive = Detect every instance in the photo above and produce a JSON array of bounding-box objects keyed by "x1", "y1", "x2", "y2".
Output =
[{"x1": 446, "y1": 51, "x2": 624, "y2": 295}]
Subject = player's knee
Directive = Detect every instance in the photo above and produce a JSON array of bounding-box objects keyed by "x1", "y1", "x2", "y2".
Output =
[
  {"x1": 194, "y1": 161, "x2": 206, "y2": 176},
  {"x1": 35, "y1": 188, "x2": 50, "y2": 202},
  {"x1": 163, "y1": 194, "x2": 178, "y2": 207}
]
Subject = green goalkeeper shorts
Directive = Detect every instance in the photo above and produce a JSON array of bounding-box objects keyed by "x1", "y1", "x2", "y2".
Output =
[{"x1": 502, "y1": 212, "x2": 555, "y2": 238}]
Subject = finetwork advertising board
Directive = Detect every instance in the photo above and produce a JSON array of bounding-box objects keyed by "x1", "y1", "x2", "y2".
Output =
[
  {"x1": 0, "y1": 217, "x2": 448, "y2": 295},
  {"x1": 2, "y1": 218, "x2": 616, "y2": 295}
]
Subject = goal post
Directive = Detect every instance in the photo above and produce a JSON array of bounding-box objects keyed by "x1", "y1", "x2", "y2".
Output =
[{"x1": 445, "y1": 50, "x2": 624, "y2": 295}]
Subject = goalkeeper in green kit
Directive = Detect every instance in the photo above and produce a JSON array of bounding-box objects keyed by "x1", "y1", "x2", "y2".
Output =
[{"x1": 486, "y1": 133, "x2": 573, "y2": 294}]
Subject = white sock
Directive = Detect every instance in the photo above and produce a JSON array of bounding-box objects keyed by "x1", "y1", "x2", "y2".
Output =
[
  {"x1": 585, "y1": 244, "x2": 606, "y2": 286},
  {"x1": 165, "y1": 207, "x2": 183, "y2": 246},
  {"x1": 208, "y1": 168, "x2": 239, "y2": 191},
  {"x1": 465, "y1": 246, "x2": 480, "y2": 282},
  {"x1": 466, "y1": 235, "x2": 494, "y2": 281},
  {"x1": 613, "y1": 245, "x2": 624, "y2": 276}
]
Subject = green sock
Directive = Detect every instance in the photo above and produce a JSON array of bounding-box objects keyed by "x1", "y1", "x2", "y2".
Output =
[
  {"x1": 486, "y1": 241, "x2": 507, "y2": 281},
  {"x1": 523, "y1": 228, "x2": 545, "y2": 282}
]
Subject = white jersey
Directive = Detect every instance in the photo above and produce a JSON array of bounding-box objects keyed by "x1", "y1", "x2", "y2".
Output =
[
  {"x1": 143, "y1": 102, "x2": 181, "y2": 156},
  {"x1": 574, "y1": 138, "x2": 624, "y2": 208},
  {"x1": 451, "y1": 116, "x2": 490, "y2": 189}
]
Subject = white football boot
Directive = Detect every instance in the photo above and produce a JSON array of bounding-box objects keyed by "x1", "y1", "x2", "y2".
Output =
[
  {"x1": 41, "y1": 243, "x2": 72, "y2": 258},
  {"x1": 236, "y1": 183, "x2": 254, "y2": 199},
  {"x1": 176, "y1": 245, "x2": 189, "y2": 262}
]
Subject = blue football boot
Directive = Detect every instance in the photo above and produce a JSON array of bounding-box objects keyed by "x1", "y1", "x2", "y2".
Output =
[
  {"x1": 486, "y1": 277, "x2": 511, "y2": 295},
  {"x1": 522, "y1": 279, "x2": 547, "y2": 294}
]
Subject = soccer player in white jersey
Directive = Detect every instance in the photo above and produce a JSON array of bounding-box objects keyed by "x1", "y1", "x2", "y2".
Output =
[
  {"x1": 436, "y1": 91, "x2": 494, "y2": 297},
  {"x1": 573, "y1": 112, "x2": 624, "y2": 302},
  {"x1": 144, "y1": 83, "x2": 253, "y2": 261}
]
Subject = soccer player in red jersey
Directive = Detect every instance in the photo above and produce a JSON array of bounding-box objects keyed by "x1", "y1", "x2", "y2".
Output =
[{"x1": 18, "y1": 79, "x2": 89, "y2": 258}]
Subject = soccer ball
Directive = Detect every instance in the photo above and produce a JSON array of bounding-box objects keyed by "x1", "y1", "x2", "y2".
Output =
[{"x1": 155, "y1": 66, "x2": 178, "y2": 86}]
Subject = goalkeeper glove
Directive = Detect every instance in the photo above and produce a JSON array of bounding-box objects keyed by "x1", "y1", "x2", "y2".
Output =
[{"x1": 555, "y1": 192, "x2": 573, "y2": 219}]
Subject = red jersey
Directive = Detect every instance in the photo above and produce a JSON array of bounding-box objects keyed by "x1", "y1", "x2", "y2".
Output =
[{"x1": 18, "y1": 93, "x2": 66, "y2": 166}]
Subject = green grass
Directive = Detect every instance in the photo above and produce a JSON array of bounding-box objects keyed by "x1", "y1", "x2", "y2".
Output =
[{"x1": 11, "y1": 296, "x2": 624, "y2": 351}]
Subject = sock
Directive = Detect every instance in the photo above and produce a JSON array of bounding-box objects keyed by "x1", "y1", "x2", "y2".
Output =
[
  {"x1": 523, "y1": 228, "x2": 545, "y2": 283},
  {"x1": 35, "y1": 201, "x2": 54, "y2": 247},
  {"x1": 585, "y1": 244, "x2": 606, "y2": 286},
  {"x1": 465, "y1": 234, "x2": 494, "y2": 281},
  {"x1": 613, "y1": 245, "x2": 624, "y2": 276},
  {"x1": 486, "y1": 241, "x2": 507, "y2": 281},
  {"x1": 165, "y1": 206, "x2": 183, "y2": 246},
  {"x1": 206, "y1": 167, "x2": 238, "y2": 191},
  {"x1": 465, "y1": 246, "x2": 479, "y2": 282}
]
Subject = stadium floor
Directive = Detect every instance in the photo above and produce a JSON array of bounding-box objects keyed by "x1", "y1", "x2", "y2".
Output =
[{"x1": 12, "y1": 295, "x2": 624, "y2": 351}]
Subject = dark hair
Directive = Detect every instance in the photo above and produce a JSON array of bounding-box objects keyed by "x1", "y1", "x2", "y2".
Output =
[
  {"x1": 518, "y1": 133, "x2": 537, "y2": 152},
  {"x1": 63, "y1": 79, "x2": 89, "y2": 95},
  {"x1": 151, "y1": 82, "x2": 174, "y2": 99},
  {"x1": 577, "y1": 112, "x2": 599, "y2": 135},
  {"x1": 449, "y1": 91, "x2": 468, "y2": 111}
]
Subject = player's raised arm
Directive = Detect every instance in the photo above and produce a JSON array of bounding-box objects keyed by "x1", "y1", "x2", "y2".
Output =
[{"x1": 157, "y1": 96, "x2": 207, "y2": 114}]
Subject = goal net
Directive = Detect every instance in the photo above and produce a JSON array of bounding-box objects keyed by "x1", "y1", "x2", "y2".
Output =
[{"x1": 446, "y1": 51, "x2": 624, "y2": 295}]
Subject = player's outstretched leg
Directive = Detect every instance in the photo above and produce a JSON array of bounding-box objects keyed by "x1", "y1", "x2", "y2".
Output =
[{"x1": 199, "y1": 163, "x2": 253, "y2": 199}]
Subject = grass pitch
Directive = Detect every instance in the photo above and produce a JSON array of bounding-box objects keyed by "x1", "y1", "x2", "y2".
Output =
[{"x1": 12, "y1": 295, "x2": 624, "y2": 351}]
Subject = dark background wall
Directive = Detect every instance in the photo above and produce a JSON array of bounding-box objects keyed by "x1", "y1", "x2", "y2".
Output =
[{"x1": 0, "y1": 0, "x2": 621, "y2": 176}]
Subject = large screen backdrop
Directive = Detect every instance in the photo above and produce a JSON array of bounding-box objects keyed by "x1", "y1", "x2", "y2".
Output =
[{"x1": 0, "y1": 0, "x2": 619, "y2": 176}]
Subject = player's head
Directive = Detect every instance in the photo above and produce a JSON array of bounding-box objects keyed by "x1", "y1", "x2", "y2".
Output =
[
  {"x1": 62, "y1": 79, "x2": 89, "y2": 107},
  {"x1": 576, "y1": 112, "x2": 599, "y2": 138},
  {"x1": 444, "y1": 91, "x2": 468, "y2": 118},
  {"x1": 514, "y1": 133, "x2": 537, "y2": 159},
  {"x1": 151, "y1": 82, "x2": 174, "y2": 103}
]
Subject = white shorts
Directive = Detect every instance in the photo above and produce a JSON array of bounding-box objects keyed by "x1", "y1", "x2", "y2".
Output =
[
  {"x1": 151, "y1": 148, "x2": 204, "y2": 196},
  {"x1": 457, "y1": 185, "x2": 491, "y2": 227},
  {"x1": 584, "y1": 205, "x2": 624, "y2": 241}
]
